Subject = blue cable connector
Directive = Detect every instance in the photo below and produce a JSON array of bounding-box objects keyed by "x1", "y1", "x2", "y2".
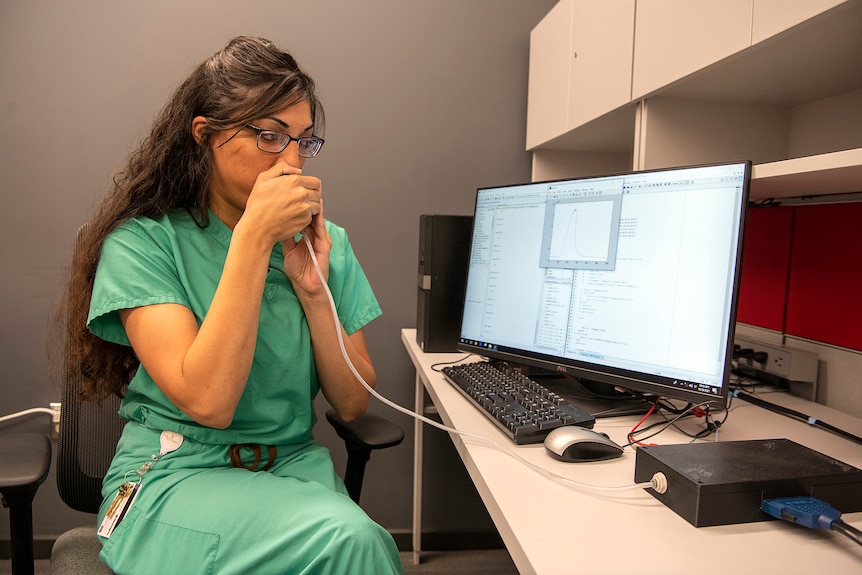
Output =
[{"x1": 762, "y1": 496, "x2": 862, "y2": 546}]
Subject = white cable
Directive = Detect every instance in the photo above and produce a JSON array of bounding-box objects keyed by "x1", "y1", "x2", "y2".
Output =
[
  {"x1": 302, "y1": 234, "x2": 653, "y2": 493},
  {"x1": 0, "y1": 407, "x2": 56, "y2": 424}
]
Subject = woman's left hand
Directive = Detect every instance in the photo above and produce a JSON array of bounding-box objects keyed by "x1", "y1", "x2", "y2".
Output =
[{"x1": 282, "y1": 199, "x2": 332, "y2": 295}]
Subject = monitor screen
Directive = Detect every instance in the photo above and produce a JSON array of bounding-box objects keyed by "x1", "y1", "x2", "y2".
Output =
[{"x1": 457, "y1": 161, "x2": 751, "y2": 410}]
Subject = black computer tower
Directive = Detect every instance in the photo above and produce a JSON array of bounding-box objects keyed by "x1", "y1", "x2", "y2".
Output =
[{"x1": 416, "y1": 214, "x2": 473, "y2": 352}]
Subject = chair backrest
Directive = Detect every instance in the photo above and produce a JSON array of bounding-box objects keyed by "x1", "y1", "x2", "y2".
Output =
[
  {"x1": 56, "y1": 225, "x2": 126, "y2": 514},
  {"x1": 56, "y1": 383, "x2": 124, "y2": 514}
]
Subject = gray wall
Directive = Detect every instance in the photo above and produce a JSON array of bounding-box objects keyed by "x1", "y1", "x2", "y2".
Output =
[{"x1": 0, "y1": 0, "x2": 558, "y2": 541}]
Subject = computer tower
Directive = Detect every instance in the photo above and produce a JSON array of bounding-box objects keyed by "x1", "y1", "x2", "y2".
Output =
[{"x1": 416, "y1": 214, "x2": 473, "y2": 352}]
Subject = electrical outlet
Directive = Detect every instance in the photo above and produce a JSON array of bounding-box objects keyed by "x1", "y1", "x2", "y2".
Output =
[
  {"x1": 49, "y1": 402, "x2": 61, "y2": 439},
  {"x1": 734, "y1": 337, "x2": 818, "y2": 383}
]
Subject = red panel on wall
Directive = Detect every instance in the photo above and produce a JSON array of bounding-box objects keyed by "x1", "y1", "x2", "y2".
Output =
[
  {"x1": 736, "y1": 206, "x2": 794, "y2": 331},
  {"x1": 785, "y1": 203, "x2": 862, "y2": 351}
]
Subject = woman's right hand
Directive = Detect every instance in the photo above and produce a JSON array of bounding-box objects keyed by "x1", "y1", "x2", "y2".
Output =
[{"x1": 241, "y1": 161, "x2": 322, "y2": 245}]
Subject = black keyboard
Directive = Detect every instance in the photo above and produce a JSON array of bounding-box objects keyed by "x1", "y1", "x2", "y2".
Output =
[{"x1": 441, "y1": 361, "x2": 595, "y2": 445}]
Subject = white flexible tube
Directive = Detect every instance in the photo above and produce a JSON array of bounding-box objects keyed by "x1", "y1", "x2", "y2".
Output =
[
  {"x1": 0, "y1": 407, "x2": 56, "y2": 423},
  {"x1": 302, "y1": 234, "x2": 654, "y2": 493}
]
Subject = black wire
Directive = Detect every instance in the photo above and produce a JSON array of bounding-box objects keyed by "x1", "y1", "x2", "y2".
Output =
[
  {"x1": 625, "y1": 419, "x2": 667, "y2": 446},
  {"x1": 734, "y1": 391, "x2": 862, "y2": 446},
  {"x1": 815, "y1": 419, "x2": 862, "y2": 446},
  {"x1": 624, "y1": 400, "x2": 726, "y2": 447},
  {"x1": 832, "y1": 519, "x2": 862, "y2": 547},
  {"x1": 430, "y1": 354, "x2": 477, "y2": 372},
  {"x1": 667, "y1": 397, "x2": 728, "y2": 430},
  {"x1": 729, "y1": 373, "x2": 760, "y2": 393},
  {"x1": 654, "y1": 398, "x2": 692, "y2": 415},
  {"x1": 667, "y1": 404, "x2": 729, "y2": 441}
]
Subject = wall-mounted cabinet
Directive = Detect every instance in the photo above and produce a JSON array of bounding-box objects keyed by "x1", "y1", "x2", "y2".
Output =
[
  {"x1": 526, "y1": 0, "x2": 635, "y2": 150},
  {"x1": 528, "y1": 0, "x2": 862, "y2": 202},
  {"x1": 632, "y1": 0, "x2": 753, "y2": 101}
]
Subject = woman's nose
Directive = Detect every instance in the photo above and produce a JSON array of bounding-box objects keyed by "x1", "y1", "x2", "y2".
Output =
[{"x1": 278, "y1": 140, "x2": 304, "y2": 168}]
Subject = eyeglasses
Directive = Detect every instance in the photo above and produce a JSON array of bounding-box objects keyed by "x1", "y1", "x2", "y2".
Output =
[{"x1": 243, "y1": 124, "x2": 325, "y2": 157}]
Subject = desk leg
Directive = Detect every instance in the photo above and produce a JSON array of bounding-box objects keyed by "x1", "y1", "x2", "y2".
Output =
[{"x1": 412, "y1": 372, "x2": 424, "y2": 566}]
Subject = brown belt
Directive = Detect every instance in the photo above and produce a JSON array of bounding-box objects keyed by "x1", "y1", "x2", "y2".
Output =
[{"x1": 228, "y1": 444, "x2": 277, "y2": 472}]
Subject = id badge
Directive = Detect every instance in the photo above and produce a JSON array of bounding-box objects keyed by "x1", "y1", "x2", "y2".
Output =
[{"x1": 97, "y1": 482, "x2": 140, "y2": 538}]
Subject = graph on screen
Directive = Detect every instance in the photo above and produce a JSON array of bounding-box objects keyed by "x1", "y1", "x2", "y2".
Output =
[
  {"x1": 548, "y1": 200, "x2": 615, "y2": 262},
  {"x1": 541, "y1": 195, "x2": 622, "y2": 270}
]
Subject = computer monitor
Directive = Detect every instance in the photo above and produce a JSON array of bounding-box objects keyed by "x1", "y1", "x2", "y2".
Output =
[{"x1": 457, "y1": 161, "x2": 751, "y2": 411}]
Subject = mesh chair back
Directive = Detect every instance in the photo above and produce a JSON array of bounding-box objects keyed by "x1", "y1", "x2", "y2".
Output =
[
  {"x1": 56, "y1": 225, "x2": 126, "y2": 514},
  {"x1": 56, "y1": 384, "x2": 124, "y2": 513}
]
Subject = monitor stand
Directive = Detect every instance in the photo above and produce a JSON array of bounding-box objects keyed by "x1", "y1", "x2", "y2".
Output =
[{"x1": 531, "y1": 374, "x2": 652, "y2": 418}]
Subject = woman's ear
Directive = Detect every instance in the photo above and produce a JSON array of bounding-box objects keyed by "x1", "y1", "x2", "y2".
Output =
[{"x1": 191, "y1": 116, "x2": 208, "y2": 146}]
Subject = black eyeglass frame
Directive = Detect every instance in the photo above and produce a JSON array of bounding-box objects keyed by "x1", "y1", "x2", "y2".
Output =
[{"x1": 241, "y1": 124, "x2": 325, "y2": 157}]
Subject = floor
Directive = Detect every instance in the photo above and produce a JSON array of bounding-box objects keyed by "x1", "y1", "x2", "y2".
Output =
[
  {"x1": 402, "y1": 550, "x2": 520, "y2": 574},
  {"x1": 1, "y1": 550, "x2": 521, "y2": 574}
]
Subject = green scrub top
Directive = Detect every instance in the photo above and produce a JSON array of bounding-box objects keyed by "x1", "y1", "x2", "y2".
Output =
[{"x1": 87, "y1": 209, "x2": 382, "y2": 446}]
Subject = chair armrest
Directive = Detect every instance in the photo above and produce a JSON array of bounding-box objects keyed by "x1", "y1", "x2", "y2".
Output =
[
  {"x1": 0, "y1": 433, "x2": 52, "y2": 494},
  {"x1": 325, "y1": 410, "x2": 404, "y2": 450}
]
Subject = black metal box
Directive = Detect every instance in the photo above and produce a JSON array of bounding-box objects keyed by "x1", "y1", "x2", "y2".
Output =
[{"x1": 634, "y1": 439, "x2": 862, "y2": 527}]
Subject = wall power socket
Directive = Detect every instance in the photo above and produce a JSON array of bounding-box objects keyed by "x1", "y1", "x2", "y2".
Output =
[
  {"x1": 49, "y1": 402, "x2": 61, "y2": 439},
  {"x1": 734, "y1": 336, "x2": 818, "y2": 384}
]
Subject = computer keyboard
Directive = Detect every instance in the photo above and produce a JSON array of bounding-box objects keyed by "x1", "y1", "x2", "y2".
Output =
[{"x1": 441, "y1": 361, "x2": 596, "y2": 445}]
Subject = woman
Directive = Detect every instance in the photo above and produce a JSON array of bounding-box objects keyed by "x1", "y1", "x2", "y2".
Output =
[{"x1": 59, "y1": 36, "x2": 402, "y2": 574}]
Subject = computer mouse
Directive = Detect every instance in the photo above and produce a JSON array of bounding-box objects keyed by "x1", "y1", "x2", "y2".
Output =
[{"x1": 543, "y1": 426, "x2": 624, "y2": 462}]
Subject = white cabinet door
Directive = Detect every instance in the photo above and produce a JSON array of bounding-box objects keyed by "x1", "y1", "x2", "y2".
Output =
[
  {"x1": 567, "y1": 0, "x2": 635, "y2": 133},
  {"x1": 527, "y1": 0, "x2": 573, "y2": 149},
  {"x1": 752, "y1": 0, "x2": 847, "y2": 44},
  {"x1": 632, "y1": 0, "x2": 753, "y2": 100},
  {"x1": 527, "y1": 0, "x2": 635, "y2": 150}
]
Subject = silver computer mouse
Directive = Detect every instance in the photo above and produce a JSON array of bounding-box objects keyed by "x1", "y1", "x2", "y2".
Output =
[{"x1": 543, "y1": 426, "x2": 624, "y2": 462}]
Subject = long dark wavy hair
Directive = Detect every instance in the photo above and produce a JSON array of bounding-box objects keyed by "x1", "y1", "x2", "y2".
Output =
[{"x1": 57, "y1": 36, "x2": 324, "y2": 400}]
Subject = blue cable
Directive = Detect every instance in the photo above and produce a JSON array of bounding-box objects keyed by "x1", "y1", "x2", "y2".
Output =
[{"x1": 762, "y1": 496, "x2": 862, "y2": 546}]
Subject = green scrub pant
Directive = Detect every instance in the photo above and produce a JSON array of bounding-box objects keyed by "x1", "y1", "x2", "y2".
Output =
[{"x1": 98, "y1": 422, "x2": 402, "y2": 575}]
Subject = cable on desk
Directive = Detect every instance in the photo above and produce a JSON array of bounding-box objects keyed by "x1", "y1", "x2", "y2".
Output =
[
  {"x1": 732, "y1": 390, "x2": 862, "y2": 446},
  {"x1": 833, "y1": 519, "x2": 862, "y2": 547},
  {"x1": 624, "y1": 398, "x2": 729, "y2": 447},
  {"x1": 626, "y1": 400, "x2": 658, "y2": 446},
  {"x1": 303, "y1": 235, "x2": 656, "y2": 495}
]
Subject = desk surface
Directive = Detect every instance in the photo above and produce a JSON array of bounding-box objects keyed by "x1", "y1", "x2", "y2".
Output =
[{"x1": 402, "y1": 329, "x2": 862, "y2": 575}]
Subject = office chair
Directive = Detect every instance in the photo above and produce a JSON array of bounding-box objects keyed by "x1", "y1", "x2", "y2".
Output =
[{"x1": 3, "y1": 224, "x2": 405, "y2": 575}]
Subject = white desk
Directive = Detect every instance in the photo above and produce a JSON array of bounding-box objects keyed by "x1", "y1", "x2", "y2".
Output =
[{"x1": 402, "y1": 328, "x2": 862, "y2": 574}]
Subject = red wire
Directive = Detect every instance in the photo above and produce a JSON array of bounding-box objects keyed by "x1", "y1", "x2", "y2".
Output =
[{"x1": 628, "y1": 399, "x2": 658, "y2": 446}]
